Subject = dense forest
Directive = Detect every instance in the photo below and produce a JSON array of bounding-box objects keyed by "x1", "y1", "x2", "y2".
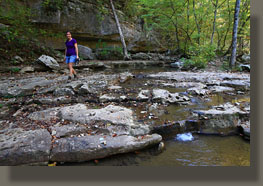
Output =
[{"x1": 0, "y1": 0, "x2": 250, "y2": 69}]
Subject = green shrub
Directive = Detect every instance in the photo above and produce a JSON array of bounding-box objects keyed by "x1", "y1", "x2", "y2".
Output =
[
  {"x1": 183, "y1": 43, "x2": 217, "y2": 69},
  {"x1": 95, "y1": 39, "x2": 123, "y2": 60},
  {"x1": 41, "y1": 0, "x2": 65, "y2": 13},
  {"x1": 10, "y1": 67, "x2": 20, "y2": 73},
  {"x1": 220, "y1": 61, "x2": 242, "y2": 72}
]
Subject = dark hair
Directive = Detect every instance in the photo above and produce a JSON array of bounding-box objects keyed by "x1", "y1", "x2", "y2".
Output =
[{"x1": 66, "y1": 31, "x2": 71, "y2": 35}]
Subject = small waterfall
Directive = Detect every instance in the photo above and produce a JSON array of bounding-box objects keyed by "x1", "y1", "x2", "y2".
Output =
[{"x1": 176, "y1": 132, "x2": 194, "y2": 141}]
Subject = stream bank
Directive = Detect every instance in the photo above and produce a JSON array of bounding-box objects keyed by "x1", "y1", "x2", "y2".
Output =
[{"x1": 0, "y1": 61, "x2": 250, "y2": 166}]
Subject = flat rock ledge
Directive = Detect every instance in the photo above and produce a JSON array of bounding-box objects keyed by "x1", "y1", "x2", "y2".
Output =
[
  {"x1": 193, "y1": 103, "x2": 250, "y2": 135},
  {"x1": 0, "y1": 104, "x2": 163, "y2": 165},
  {"x1": 0, "y1": 128, "x2": 51, "y2": 166},
  {"x1": 0, "y1": 127, "x2": 161, "y2": 165},
  {"x1": 50, "y1": 134, "x2": 162, "y2": 163}
]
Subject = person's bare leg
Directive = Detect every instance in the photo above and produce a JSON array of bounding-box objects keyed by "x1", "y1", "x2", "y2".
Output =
[
  {"x1": 72, "y1": 68, "x2": 77, "y2": 75},
  {"x1": 68, "y1": 63, "x2": 73, "y2": 76}
]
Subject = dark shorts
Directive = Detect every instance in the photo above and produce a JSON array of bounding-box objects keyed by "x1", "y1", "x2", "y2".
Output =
[{"x1": 65, "y1": 55, "x2": 77, "y2": 64}]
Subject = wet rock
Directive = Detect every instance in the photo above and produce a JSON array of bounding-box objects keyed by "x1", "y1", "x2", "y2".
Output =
[
  {"x1": 208, "y1": 86, "x2": 235, "y2": 93},
  {"x1": 120, "y1": 95, "x2": 127, "y2": 101},
  {"x1": 148, "y1": 53, "x2": 161, "y2": 61},
  {"x1": 152, "y1": 122, "x2": 182, "y2": 136},
  {"x1": 60, "y1": 69, "x2": 70, "y2": 74},
  {"x1": 239, "y1": 64, "x2": 250, "y2": 72},
  {"x1": 20, "y1": 66, "x2": 35, "y2": 73},
  {"x1": 108, "y1": 85, "x2": 122, "y2": 90},
  {"x1": 187, "y1": 87, "x2": 210, "y2": 96},
  {"x1": 64, "y1": 81, "x2": 83, "y2": 91},
  {"x1": 0, "y1": 77, "x2": 54, "y2": 97},
  {"x1": 35, "y1": 55, "x2": 60, "y2": 70},
  {"x1": 29, "y1": 104, "x2": 150, "y2": 136},
  {"x1": 220, "y1": 80, "x2": 250, "y2": 91},
  {"x1": 0, "y1": 128, "x2": 51, "y2": 166},
  {"x1": 99, "y1": 94, "x2": 118, "y2": 103},
  {"x1": 51, "y1": 124, "x2": 89, "y2": 138},
  {"x1": 130, "y1": 124, "x2": 151, "y2": 136},
  {"x1": 0, "y1": 105, "x2": 12, "y2": 119},
  {"x1": 78, "y1": 84, "x2": 92, "y2": 95},
  {"x1": 131, "y1": 53, "x2": 151, "y2": 60},
  {"x1": 78, "y1": 45, "x2": 94, "y2": 60},
  {"x1": 170, "y1": 60, "x2": 184, "y2": 69},
  {"x1": 193, "y1": 103, "x2": 249, "y2": 135},
  {"x1": 79, "y1": 61, "x2": 107, "y2": 69},
  {"x1": 59, "y1": 104, "x2": 134, "y2": 126},
  {"x1": 53, "y1": 87, "x2": 75, "y2": 96},
  {"x1": 35, "y1": 96, "x2": 72, "y2": 105},
  {"x1": 148, "y1": 71, "x2": 250, "y2": 84},
  {"x1": 152, "y1": 89, "x2": 190, "y2": 104},
  {"x1": 237, "y1": 121, "x2": 250, "y2": 140},
  {"x1": 137, "y1": 90, "x2": 151, "y2": 101},
  {"x1": 83, "y1": 68, "x2": 91, "y2": 71},
  {"x1": 241, "y1": 54, "x2": 250, "y2": 63},
  {"x1": 119, "y1": 72, "x2": 133, "y2": 83},
  {"x1": 50, "y1": 134, "x2": 162, "y2": 163},
  {"x1": 13, "y1": 56, "x2": 24, "y2": 64},
  {"x1": 162, "y1": 82, "x2": 206, "y2": 89},
  {"x1": 28, "y1": 107, "x2": 61, "y2": 121}
]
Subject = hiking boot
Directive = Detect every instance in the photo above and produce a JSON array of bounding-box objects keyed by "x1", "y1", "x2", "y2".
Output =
[
  {"x1": 68, "y1": 75, "x2": 73, "y2": 80},
  {"x1": 73, "y1": 74, "x2": 78, "y2": 79}
]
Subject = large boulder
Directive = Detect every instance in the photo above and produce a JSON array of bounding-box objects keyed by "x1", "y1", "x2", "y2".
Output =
[
  {"x1": 0, "y1": 77, "x2": 54, "y2": 97},
  {"x1": 137, "y1": 90, "x2": 151, "y2": 101},
  {"x1": 78, "y1": 45, "x2": 94, "y2": 60},
  {"x1": 59, "y1": 104, "x2": 134, "y2": 126},
  {"x1": 28, "y1": 104, "x2": 151, "y2": 136},
  {"x1": 35, "y1": 55, "x2": 60, "y2": 71},
  {"x1": 0, "y1": 128, "x2": 52, "y2": 165},
  {"x1": 193, "y1": 103, "x2": 249, "y2": 135},
  {"x1": 152, "y1": 89, "x2": 190, "y2": 104},
  {"x1": 50, "y1": 134, "x2": 162, "y2": 163},
  {"x1": 131, "y1": 52, "x2": 151, "y2": 60}
]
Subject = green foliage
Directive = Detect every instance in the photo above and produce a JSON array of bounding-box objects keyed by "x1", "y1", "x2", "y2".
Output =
[
  {"x1": 133, "y1": 0, "x2": 250, "y2": 59},
  {"x1": 0, "y1": 104, "x2": 3, "y2": 108},
  {"x1": 0, "y1": 0, "x2": 37, "y2": 41},
  {"x1": 220, "y1": 60, "x2": 242, "y2": 72},
  {"x1": 182, "y1": 44, "x2": 217, "y2": 69},
  {"x1": 10, "y1": 67, "x2": 20, "y2": 73},
  {"x1": 41, "y1": 0, "x2": 65, "y2": 12},
  {"x1": 95, "y1": 39, "x2": 123, "y2": 60}
]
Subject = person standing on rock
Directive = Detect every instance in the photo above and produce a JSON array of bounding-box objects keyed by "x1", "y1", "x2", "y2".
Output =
[{"x1": 64, "y1": 31, "x2": 79, "y2": 80}]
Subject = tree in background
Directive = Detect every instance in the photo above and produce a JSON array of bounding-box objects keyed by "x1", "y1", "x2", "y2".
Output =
[
  {"x1": 109, "y1": 0, "x2": 131, "y2": 60},
  {"x1": 229, "y1": 0, "x2": 241, "y2": 69}
]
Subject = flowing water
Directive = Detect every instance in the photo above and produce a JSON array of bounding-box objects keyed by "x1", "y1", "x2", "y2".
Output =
[
  {"x1": 66, "y1": 135, "x2": 249, "y2": 166},
  {"x1": 63, "y1": 66, "x2": 251, "y2": 166}
]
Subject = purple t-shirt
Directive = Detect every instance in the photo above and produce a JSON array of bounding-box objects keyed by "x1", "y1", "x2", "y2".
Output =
[{"x1": 65, "y1": 38, "x2": 77, "y2": 56}]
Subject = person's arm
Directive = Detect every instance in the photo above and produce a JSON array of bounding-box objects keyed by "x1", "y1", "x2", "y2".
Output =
[{"x1": 74, "y1": 42, "x2": 79, "y2": 59}]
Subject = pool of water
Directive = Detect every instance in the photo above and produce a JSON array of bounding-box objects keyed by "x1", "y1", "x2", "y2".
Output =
[
  {"x1": 65, "y1": 135, "x2": 249, "y2": 166},
  {"x1": 62, "y1": 66, "x2": 250, "y2": 166},
  {"x1": 139, "y1": 135, "x2": 250, "y2": 166}
]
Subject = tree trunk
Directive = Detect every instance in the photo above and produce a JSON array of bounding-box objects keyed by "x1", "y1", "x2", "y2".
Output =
[
  {"x1": 193, "y1": 0, "x2": 201, "y2": 45},
  {"x1": 211, "y1": 0, "x2": 219, "y2": 44},
  {"x1": 229, "y1": 0, "x2": 241, "y2": 69},
  {"x1": 222, "y1": 0, "x2": 232, "y2": 53},
  {"x1": 185, "y1": 0, "x2": 190, "y2": 53},
  {"x1": 109, "y1": 0, "x2": 131, "y2": 60}
]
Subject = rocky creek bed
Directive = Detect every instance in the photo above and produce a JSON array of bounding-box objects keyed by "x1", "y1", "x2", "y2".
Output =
[{"x1": 0, "y1": 61, "x2": 250, "y2": 166}]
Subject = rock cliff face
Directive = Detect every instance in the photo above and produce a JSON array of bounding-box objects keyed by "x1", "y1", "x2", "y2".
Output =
[{"x1": 23, "y1": 0, "x2": 162, "y2": 52}]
